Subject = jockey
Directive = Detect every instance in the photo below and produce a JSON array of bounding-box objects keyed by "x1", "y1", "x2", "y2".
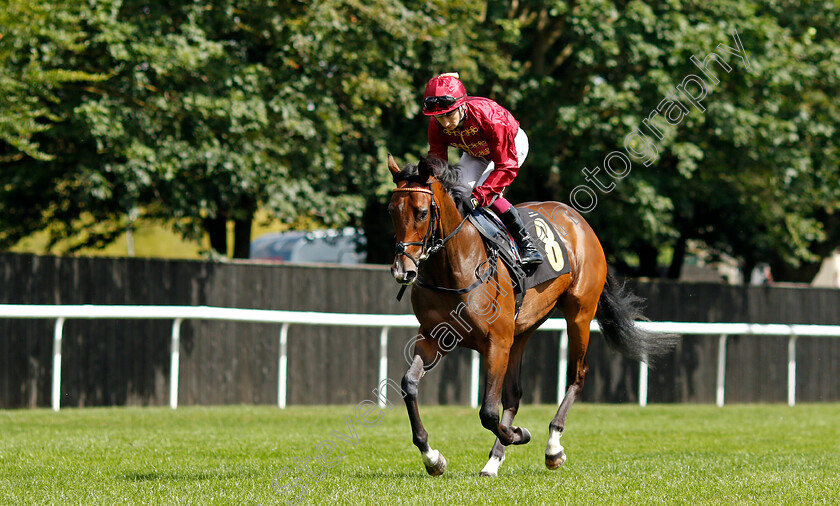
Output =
[{"x1": 423, "y1": 72, "x2": 543, "y2": 266}]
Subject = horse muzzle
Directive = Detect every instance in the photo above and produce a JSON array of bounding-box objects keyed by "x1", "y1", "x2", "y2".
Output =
[{"x1": 391, "y1": 260, "x2": 418, "y2": 286}]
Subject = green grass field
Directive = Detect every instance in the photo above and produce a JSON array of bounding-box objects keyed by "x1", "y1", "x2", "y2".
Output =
[{"x1": 2, "y1": 404, "x2": 838, "y2": 505}]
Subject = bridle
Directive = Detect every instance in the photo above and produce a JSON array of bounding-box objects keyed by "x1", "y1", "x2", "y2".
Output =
[
  {"x1": 391, "y1": 184, "x2": 468, "y2": 271},
  {"x1": 391, "y1": 180, "x2": 497, "y2": 301}
]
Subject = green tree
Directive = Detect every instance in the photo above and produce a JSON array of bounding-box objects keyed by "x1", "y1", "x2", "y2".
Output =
[
  {"x1": 0, "y1": 0, "x2": 104, "y2": 249},
  {"x1": 1, "y1": 0, "x2": 837, "y2": 280}
]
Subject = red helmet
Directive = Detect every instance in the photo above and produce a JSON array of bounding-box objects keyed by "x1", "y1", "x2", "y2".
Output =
[{"x1": 422, "y1": 73, "x2": 467, "y2": 116}]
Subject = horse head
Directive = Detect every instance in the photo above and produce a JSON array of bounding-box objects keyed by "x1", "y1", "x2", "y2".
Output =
[{"x1": 387, "y1": 154, "x2": 439, "y2": 285}]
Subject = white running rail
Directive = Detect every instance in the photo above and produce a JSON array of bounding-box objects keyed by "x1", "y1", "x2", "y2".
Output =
[{"x1": 1, "y1": 304, "x2": 838, "y2": 411}]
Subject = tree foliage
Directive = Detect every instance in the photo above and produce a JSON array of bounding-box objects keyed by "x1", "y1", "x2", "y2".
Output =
[
  {"x1": 0, "y1": 0, "x2": 106, "y2": 249},
  {"x1": 0, "y1": 0, "x2": 837, "y2": 281}
]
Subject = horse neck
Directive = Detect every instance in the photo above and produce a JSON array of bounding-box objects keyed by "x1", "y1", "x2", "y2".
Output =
[{"x1": 420, "y1": 185, "x2": 485, "y2": 286}]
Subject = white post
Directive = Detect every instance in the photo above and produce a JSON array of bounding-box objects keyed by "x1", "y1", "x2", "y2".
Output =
[
  {"x1": 378, "y1": 327, "x2": 389, "y2": 408},
  {"x1": 169, "y1": 318, "x2": 183, "y2": 409},
  {"x1": 787, "y1": 334, "x2": 797, "y2": 407},
  {"x1": 716, "y1": 334, "x2": 727, "y2": 407},
  {"x1": 557, "y1": 330, "x2": 569, "y2": 405},
  {"x1": 638, "y1": 361, "x2": 648, "y2": 407},
  {"x1": 51, "y1": 317, "x2": 65, "y2": 412},
  {"x1": 278, "y1": 323, "x2": 289, "y2": 409},
  {"x1": 470, "y1": 350, "x2": 480, "y2": 409}
]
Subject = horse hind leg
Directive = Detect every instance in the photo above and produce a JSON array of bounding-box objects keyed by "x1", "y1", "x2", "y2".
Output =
[
  {"x1": 546, "y1": 296, "x2": 595, "y2": 470},
  {"x1": 480, "y1": 334, "x2": 533, "y2": 477}
]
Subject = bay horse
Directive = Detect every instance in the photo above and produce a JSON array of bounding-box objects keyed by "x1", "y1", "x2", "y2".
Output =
[{"x1": 387, "y1": 154, "x2": 676, "y2": 477}]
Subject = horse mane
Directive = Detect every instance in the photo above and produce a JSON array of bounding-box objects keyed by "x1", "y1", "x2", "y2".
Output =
[{"x1": 394, "y1": 156, "x2": 472, "y2": 217}]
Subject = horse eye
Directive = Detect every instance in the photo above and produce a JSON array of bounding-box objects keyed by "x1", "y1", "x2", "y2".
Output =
[{"x1": 417, "y1": 209, "x2": 429, "y2": 221}]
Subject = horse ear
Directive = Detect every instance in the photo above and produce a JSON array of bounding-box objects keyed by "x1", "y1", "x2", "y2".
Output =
[
  {"x1": 417, "y1": 157, "x2": 432, "y2": 183},
  {"x1": 387, "y1": 153, "x2": 401, "y2": 177}
]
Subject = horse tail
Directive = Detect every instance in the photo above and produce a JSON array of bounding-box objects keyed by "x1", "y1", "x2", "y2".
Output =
[{"x1": 596, "y1": 273, "x2": 678, "y2": 365}]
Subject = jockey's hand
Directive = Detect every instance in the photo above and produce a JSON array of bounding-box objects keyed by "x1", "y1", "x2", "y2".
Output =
[
  {"x1": 471, "y1": 187, "x2": 494, "y2": 209},
  {"x1": 468, "y1": 195, "x2": 480, "y2": 212}
]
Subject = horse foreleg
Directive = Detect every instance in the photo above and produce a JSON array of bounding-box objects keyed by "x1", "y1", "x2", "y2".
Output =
[
  {"x1": 479, "y1": 340, "x2": 533, "y2": 451},
  {"x1": 402, "y1": 339, "x2": 448, "y2": 476},
  {"x1": 481, "y1": 337, "x2": 532, "y2": 477},
  {"x1": 481, "y1": 397, "x2": 532, "y2": 477}
]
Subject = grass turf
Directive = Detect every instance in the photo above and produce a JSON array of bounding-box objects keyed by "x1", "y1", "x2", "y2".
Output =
[{"x1": 1, "y1": 404, "x2": 838, "y2": 505}]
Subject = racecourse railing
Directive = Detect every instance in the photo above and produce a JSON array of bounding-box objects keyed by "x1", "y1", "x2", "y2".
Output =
[{"x1": 1, "y1": 304, "x2": 839, "y2": 411}]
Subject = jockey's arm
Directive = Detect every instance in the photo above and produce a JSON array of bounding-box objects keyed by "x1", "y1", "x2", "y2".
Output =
[{"x1": 472, "y1": 122, "x2": 519, "y2": 206}]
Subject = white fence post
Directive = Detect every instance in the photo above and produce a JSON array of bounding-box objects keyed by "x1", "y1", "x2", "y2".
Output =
[
  {"x1": 788, "y1": 334, "x2": 797, "y2": 407},
  {"x1": 716, "y1": 334, "x2": 728, "y2": 407},
  {"x1": 278, "y1": 323, "x2": 289, "y2": 409},
  {"x1": 470, "y1": 350, "x2": 480, "y2": 409},
  {"x1": 51, "y1": 317, "x2": 65, "y2": 412},
  {"x1": 378, "y1": 327, "x2": 389, "y2": 408},
  {"x1": 169, "y1": 318, "x2": 183, "y2": 409},
  {"x1": 557, "y1": 330, "x2": 569, "y2": 405},
  {"x1": 638, "y1": 361, "x2": 648, "y2": 407}
]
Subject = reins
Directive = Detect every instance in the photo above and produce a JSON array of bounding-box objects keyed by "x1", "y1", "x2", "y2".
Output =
[
  {"x1": 416, "y1": 248, "x2": 498, "y2": 294},
  {"x1": 392, "y1": 183, "x2": 496, "y2": 301}
]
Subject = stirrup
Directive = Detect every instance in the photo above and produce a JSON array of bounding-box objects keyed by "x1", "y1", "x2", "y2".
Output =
[{"x1": 518, "y1": 243, "x2": 543, "y2": 265}]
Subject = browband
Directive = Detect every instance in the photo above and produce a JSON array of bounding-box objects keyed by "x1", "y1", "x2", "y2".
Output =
[{"x1": 392, "y1": 187, "x2": 433, "y2": 194}]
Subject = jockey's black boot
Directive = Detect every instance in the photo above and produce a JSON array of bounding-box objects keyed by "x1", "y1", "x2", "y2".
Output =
[{"x1": 500, "y1": 207, "x2": 543, "y2": 266}]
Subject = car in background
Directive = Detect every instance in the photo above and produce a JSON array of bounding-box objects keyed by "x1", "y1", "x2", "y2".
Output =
[{"x1": 249, "y1": 227, "x2": 367, "y2": 264}]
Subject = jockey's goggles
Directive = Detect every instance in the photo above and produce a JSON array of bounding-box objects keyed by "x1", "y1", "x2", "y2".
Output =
[{"x1": 423, "y1": 95, "x2": 465, "y2": 114}]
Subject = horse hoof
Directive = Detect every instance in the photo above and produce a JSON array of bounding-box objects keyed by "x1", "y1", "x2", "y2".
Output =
[
  {"x1": 545, "y1": 450, "x2": 567, "y2": 470},
  {"x1": 423, "y1": 450, "x2": 447, "y2": 476},
  {"x1": 479, "y1": 456, "x2": 504, "y2": 477},
  {"x1": 514, "y1": 427, "x2": 531, "y2": 445}
]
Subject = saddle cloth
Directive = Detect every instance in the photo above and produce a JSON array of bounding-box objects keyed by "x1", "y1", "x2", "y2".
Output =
[{"x1": 468, "y1": 206, "x2": 571, "y2": 293}]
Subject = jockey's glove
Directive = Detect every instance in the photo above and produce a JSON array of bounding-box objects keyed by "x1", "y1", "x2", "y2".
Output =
[{"x1": 468, "y1": 196, "x2": 480, "y2": 212}]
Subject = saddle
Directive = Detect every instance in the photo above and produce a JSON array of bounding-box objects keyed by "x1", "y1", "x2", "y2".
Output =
[{"x1": 468, "y1": 207, "x2": 571, "y2": 317}]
